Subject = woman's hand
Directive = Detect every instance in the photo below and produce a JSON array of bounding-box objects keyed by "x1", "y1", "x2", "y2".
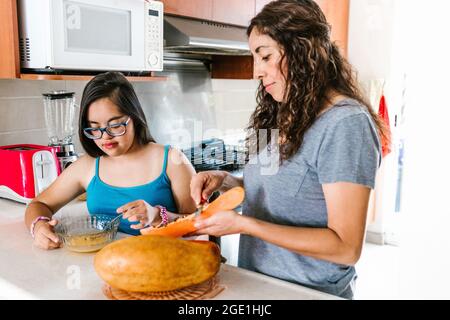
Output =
[
  {"x1": 190, "y1": 171, "x2": 228, "y2": 205},
  {"x1": 33, "y1": 219, "x2": 61, "y2": 250},
  {"x1": 193, "y1": 210, "x2": 245, "y2": 237},
  {"x1": 117, "y1": 200, "x2": 160, "y2": 229}
]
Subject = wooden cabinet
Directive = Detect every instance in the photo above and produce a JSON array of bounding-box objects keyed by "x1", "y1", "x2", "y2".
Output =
[
  {"x1": 211, "y1": 55, "x2": 253, "y2": 79},
  {"x1": 212, "y1": 0, "x2": 254, "y2": 27},
  {"x1": 162, "y1": 0, "x2": 255, "y2": 27},
  {"x1": 315, "y1": 0, "x2": 350, "y2": 57},
  {"x1": 162, "y1": 0, "x2": 212, "y2": 21},
  {"x1": 0, "y1": 0, "x2": 20, "y2": 79}
]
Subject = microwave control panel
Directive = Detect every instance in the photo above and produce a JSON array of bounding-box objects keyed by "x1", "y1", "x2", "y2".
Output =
[{"x1": 145, "y1": 0, "x2": 164, "y2": 71}]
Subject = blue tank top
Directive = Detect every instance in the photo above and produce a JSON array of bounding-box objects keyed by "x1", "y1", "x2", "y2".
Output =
[{"x1": 86, "y1": 145, "x2": 177, "y2": 235}]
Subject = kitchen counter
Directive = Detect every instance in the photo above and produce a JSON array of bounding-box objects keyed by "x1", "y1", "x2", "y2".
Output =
[{"x1": 0, "y1": 199, "x2": 340, "y2": 300}]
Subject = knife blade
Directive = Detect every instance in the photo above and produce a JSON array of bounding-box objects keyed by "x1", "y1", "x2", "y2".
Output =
[
  {"x1": 194, "y1": 204, "x2": 203, "y2": 217},
  {"x1": 194, "y1": 198, "x2": 206, "y2": 217}
]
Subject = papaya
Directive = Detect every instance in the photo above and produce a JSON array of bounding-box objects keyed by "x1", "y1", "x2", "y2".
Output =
[
  {"x1": 141, "y1": 186, "x2": 245, "y2": 237},
  {"x1": 93, "y1": 235, "x2": 221, "y2": 292}
]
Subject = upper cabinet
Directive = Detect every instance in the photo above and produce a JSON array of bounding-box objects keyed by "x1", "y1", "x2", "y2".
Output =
[
  {"x1": 162, "y1": 0, "x2": 213, "y2": 21},
  {"x1": 212, "y1": 0, "x2": 255, "y2": 27},
  {"x1": 162, "y1": 0, "x2": 255, "y2": 27},
  {"x1": 314, "y1": 0, "x2": 350, "y2": 56},
  {"x1": 0, "y1": 0, "x2": 20, "y2": 79}
]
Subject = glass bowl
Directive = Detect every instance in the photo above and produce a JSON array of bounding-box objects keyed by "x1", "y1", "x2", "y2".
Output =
[{"x1": 54, "y1": 214, "x2": 120, "y2": 253}]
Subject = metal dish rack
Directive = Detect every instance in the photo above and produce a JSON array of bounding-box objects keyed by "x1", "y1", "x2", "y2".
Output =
[{"x1": 182, "y1": 138, "x2": 246, "y2": 172}]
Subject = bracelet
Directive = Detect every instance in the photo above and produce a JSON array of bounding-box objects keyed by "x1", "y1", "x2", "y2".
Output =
[
  {"x1": 155, "y1": 205, "x2": 168, "y2": 227},
  {"x1": 30, "y1": 216, "x2": 51, "y2": 238}
]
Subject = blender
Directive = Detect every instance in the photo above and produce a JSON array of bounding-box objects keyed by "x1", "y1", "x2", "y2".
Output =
[{"x1": 42, "y1": 91, "x2": 79, "y2": 171}]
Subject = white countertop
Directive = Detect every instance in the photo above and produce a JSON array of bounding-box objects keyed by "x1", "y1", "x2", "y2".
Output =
[{"x1": 0, "y1": 198, "x2": 340, "y2": 300}]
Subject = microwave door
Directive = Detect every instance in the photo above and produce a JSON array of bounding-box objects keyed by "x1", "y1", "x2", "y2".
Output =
[{"x1": 50, "y1": 0, "x2": 145, "y2": 71}]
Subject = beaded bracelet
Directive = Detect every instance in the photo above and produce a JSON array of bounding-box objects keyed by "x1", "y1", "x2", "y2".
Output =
[
  {"x1": 155, "y1": 205, "x2": 168, "y2": 227},
  {"x1": 30, "y1": 216, "x2": 51, "y2": 238}
]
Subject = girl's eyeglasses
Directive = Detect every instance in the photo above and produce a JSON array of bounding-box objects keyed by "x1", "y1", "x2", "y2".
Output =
[{"x1": 83, "y1": 117, "x2": 131, "y2": 140}]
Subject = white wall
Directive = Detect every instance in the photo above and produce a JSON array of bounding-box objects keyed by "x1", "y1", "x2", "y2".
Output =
[
  {"x1": 348, "y1": 0, "x2": 401, "y2": 241},
  {"x1": 211, "y1": 79, "x2": 258, "y2": 144},
  {"x1": 348, "y1": 0, "x2": 396, "y2": 80},
  {"x1": 394, "y1": 0, "x2": 450, "y2": 299},
  {"x1": 351, "y1": 0, "x2": 450, "y2": 298},
  {"x1": 0, "y1": 79, "x2": 79, "y2": 148}
]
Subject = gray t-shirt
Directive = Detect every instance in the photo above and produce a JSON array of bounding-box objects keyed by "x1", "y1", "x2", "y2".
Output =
[{"x1": 238, "y1": 99, "x2": 381, "y2": 299}]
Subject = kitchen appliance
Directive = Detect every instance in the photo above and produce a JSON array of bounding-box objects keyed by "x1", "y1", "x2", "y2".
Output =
[
  {"x1": 18, "y1": 0, "x2": 163, "y2": 72},
  {"x1": 43, "y1": 91, "x2": 78, "y2": 170},
  {"x1": 0, "y1": 144, "x2": 60, "y2": 203},
  {"x1": 164, "y1": 16, "x2": 250, "y2": 55}
]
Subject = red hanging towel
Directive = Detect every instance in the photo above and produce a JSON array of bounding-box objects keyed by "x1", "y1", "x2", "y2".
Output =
[{"x1": 378, "y1": 94, "x2": 392, "y2": 157}]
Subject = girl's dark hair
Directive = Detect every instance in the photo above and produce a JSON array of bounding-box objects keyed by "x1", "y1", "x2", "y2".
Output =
[
  {"x1": 78, "y1": 71, "x2": 155, "y2": 157},
  {"x1": 246, "y1": 0, "x2": 389, "y2": 161}
]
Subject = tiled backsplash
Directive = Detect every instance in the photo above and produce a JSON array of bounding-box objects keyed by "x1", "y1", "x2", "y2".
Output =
[
  {"x1": 212, "y1": 79, "x2": 258, "y2": 144},
  {"x1": 0, "y1": 73, "x2": 258, "y2": 153},
  {"x1": 0, "y1": 79, "x2": 67, "y2": 148}
]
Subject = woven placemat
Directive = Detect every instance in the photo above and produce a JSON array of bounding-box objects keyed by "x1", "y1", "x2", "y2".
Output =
[{"x1": 102, "y1": 276, "x2": 225, "y2": 300}]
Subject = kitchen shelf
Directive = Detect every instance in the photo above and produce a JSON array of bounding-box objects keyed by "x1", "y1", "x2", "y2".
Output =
[{"x1": 20, "y1": 73, "x2": 167, "y2": 82}]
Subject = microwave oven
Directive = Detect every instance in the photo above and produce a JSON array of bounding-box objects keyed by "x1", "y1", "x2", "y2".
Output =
[{"x1": 18, "y1": 0, "x2": 163, "y2": 72}]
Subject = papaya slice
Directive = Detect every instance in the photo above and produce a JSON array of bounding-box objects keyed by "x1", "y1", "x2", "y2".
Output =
[{"x1": 141, "y1": 186, "x2": 245, "y2": 237}]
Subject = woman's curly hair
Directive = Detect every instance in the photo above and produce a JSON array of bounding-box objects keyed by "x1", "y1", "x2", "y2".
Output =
[{"x1": 246, "y1": 0, "x2": 389, "y2": 161}]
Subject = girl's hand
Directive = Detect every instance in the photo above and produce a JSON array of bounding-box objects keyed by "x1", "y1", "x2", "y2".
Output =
[
  {"x1": 193, "y1": 210, "x2": 244, "y2": 237},
  {"x1": 117, "y1": 200, "x2": 160, "y2": 230},
  {"x1": 33, "y1": 219, "x2": 61, "y2": 250}
]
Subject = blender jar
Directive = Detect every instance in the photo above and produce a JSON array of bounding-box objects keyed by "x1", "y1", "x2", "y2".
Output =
[
  {"x1": 42, "y1": 91, "x2": 78, "y2": 170},
  {"x1": 42, "y1": 91, "x2": 76, "y2": 146}
]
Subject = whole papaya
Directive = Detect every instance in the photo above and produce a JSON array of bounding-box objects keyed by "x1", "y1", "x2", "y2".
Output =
[{"x1": 94, "y1": 235, "x2": 221, "y2": 292}]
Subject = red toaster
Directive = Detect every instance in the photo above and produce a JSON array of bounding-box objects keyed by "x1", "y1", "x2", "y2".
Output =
[{"x1": 0, "y1": 144, "x2": 61, "y2": 204}]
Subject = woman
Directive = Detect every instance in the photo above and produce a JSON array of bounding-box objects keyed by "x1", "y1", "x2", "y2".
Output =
[
  {"x1": 25, "y1": 72, "x2": 196, "y2": 250},
  {"x1": 190, "y1": 0, "x2": 387, "y2": 299}
]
